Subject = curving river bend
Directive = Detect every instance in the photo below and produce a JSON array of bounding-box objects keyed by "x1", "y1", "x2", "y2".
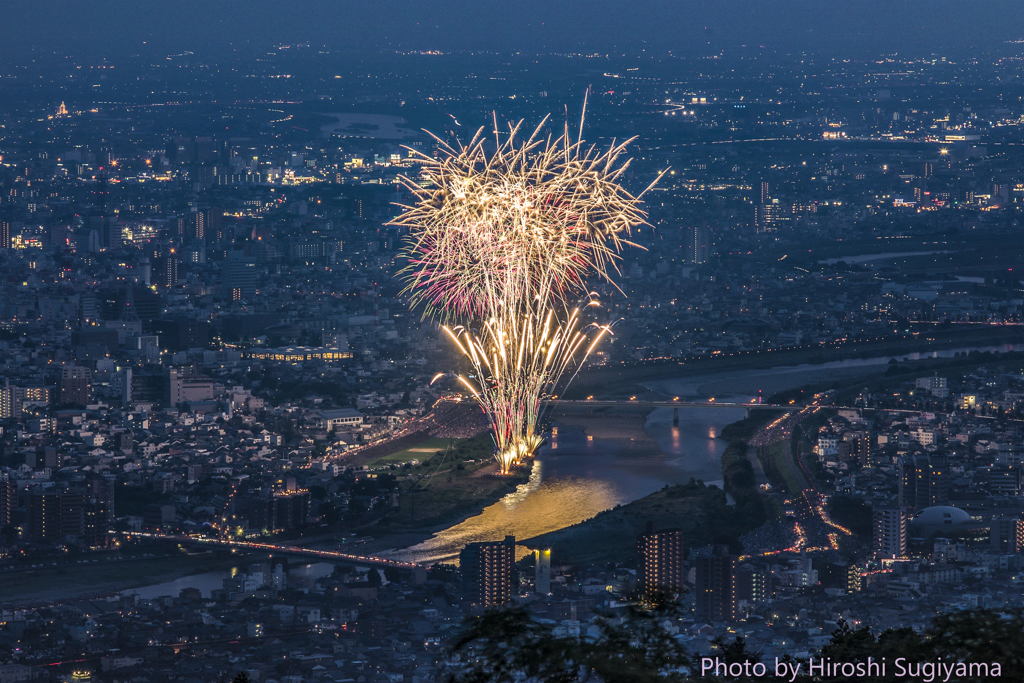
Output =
[
  {"x1": 381, "y1": 343, "x2": 1024, "y2": 565},
  {"x1": 379, "y1": 405, "x2": 746, "y2": 565}
]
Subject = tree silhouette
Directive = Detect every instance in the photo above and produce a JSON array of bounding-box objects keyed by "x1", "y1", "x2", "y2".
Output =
[
  {"x1": 926, "y1": 608, "x2": 1024, "y2": 681},
  {"x1": 444, "y1": 608, "x2": 1024, "y2": 683},
  {"x1": 813, "y1": 618, "x2": 925, "y2": 683},
  {"x1": 444, "y1": 603, "x2": 690, "y2": 683}
]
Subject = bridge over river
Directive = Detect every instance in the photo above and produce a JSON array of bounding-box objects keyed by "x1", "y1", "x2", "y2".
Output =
[
  {"x1": 122, "y1": 532, "x2": 419, "y2": 569},
  {"x1": 549, "y1": 399, "x2": 799, "y2": 410}
]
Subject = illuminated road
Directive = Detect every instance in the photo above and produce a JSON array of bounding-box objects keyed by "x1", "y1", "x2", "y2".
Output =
[
  {"x1": 771, "y1": 404, "x2": 852, "y2": 554},
  {"x1": 121, "y1": 533, "x2": 419, "y2": 569}
]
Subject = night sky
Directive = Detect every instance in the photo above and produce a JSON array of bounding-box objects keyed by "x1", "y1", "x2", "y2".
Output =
[{"x1": 3, "y1": 0, "x2": 1024, "y2": 58}]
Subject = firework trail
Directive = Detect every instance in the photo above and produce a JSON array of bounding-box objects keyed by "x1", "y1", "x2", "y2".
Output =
[{"x1": 440, "y1": 304, "x2": 613, "y2": 473}]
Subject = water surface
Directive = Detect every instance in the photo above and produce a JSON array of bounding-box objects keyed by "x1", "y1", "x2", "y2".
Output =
[
  {"x1": 383, "y1": 406, "x2": 746, "y2": 565},
  {"x1": 125, "y1": 563, "x2": 335, "y2": 599}
]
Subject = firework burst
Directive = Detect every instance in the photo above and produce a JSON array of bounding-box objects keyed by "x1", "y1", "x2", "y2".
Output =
[
  {"x1": 394, "y1": 116, "x2": 652, "y2": 322},
  {"x1": 397, "y1": 113, "x2": 654, "y2": 474}
]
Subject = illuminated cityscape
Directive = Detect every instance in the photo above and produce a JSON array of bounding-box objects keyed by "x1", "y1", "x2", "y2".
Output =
[{"x1": 1, "y1": 3, "x2": 1024, "y2": 681}]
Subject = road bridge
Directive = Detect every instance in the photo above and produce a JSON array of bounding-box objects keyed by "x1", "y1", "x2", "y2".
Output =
[
  {"x1": 121, "y1": 533, "x2": 417, "y2": 569},
  {"x1": 549, "y1": 399, "x2": 799, "y2": 410}
]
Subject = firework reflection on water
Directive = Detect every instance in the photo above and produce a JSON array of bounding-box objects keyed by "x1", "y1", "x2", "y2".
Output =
[{"x1": 383, "y1": 410, "x2": 742, "y2": 565}]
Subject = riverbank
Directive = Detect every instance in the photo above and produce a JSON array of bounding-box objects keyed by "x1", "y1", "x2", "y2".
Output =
[
  {"x1": 568, "y1": 325, "x2": 1024, "y2": 399},
  {"x1": 688, "y1": 364, "x2": 886, "y2": 399},
  {"x1": 519, "y1": 479, "x2": 744, "y2": 565},
  {"x1": 0, "y1": 551, "x2": 247, "y2": 606},
  {"x1": 359, "y1": 466, "x2": 530, "y2": 557},
  {"x1": 361, "y1": 433, "x2": 531, "y2": 549}
]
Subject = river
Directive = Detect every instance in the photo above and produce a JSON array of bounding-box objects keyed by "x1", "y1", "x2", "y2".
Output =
[
  {"x1": 125, "y1": 563, "x2": 337, "y2": 600},
  {"x1": 379, "y1": 342, "x2": 1024, "y2": 565},
  {"x1": 646, "y1": 343, "x2": 1024, "y2": 401},
  {"x1": 818, "y1": 250, "x2": 952, "y2": 265}
]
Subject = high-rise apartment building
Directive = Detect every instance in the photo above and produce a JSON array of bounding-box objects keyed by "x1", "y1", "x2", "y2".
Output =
[
  {"x1": 898, "y1": 454, "x2": 949, "y2": 510},
  {"x1": 0, "y1": 476, "x2": 17, "y2": 527},
  {"x1": 59, "y1": 365, "x2": 92, "y2": 406},
  {"x1": 190, "y1": 210, "x2": 207, "y2": 243},
  {"x1": 534, "y1": 548, "x2": 551, "y2": 595},
  {"x1": 0, "y1": 380, "x2": 11, "y2": 420},
  {"x1": 873, "y1": 507, "x2": 908, "y2": 559},
  {"x1": 754, "y1": 181, "x2": 772, "y2": 232},
  {"x1": 686, "y1": 226, "x2": 709, "y2": 264},
  {"x1": 637, "y1": 527, "x2": 684, "y2": 597},
  {"x1": 460, "y1": 535, "x2": 515, "y2": 607},
  {"x1": 87, "y1": 472, "x2": 116, "y2": 524},
  {"x1": 224, "y1": 251, "x2": 258, "y2": 301},
  {"x1": 735, "y1": 564, "x2": 770, "y2": 605},
  {"x1": 242, "y1": 489, "x2": 310, "y2": 532},
  {"x1": 858, "y1": 432, "x2": 875, "y2": 468},
  {"x1": 990, "y1": 516, "x2": 1024, "y2": 554},
  {"x1": 694, "y1": 546, "x2": 737, "y2": 622},
  {"x1": 153, "y1": 253, "x2": 179, "y2": 288},
  {"x1": 272, "y1": 489, "x2": 310, "y2": 530},
  {"x1": 83, "y1": 500, "x2": 109, "y2": 548},
  {"x1": 26, "y1": 490, "x2": 85, "y2": 543},
  {"x1": 1, "y1": 382, "x2": 52, "y2": 420},
  {"x1": 847, "y1": 565, "x2": 863, "y2": 593}
]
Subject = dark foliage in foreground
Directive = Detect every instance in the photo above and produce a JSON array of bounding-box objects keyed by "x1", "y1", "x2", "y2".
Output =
[
  {"x1": 809, "y1": 609, "x2": 1024, "y2": 683},
  {"x1": 442, "y1": 606, "x2": 1024, "y2": 683},
  {"x1": 443, "y1": 601, "x2": 691, "y2": 683}
]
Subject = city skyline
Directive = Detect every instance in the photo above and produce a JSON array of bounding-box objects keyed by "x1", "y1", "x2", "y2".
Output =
[{"x1": 1, "y1": 10, "x2": 1024, "y2": 681}]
